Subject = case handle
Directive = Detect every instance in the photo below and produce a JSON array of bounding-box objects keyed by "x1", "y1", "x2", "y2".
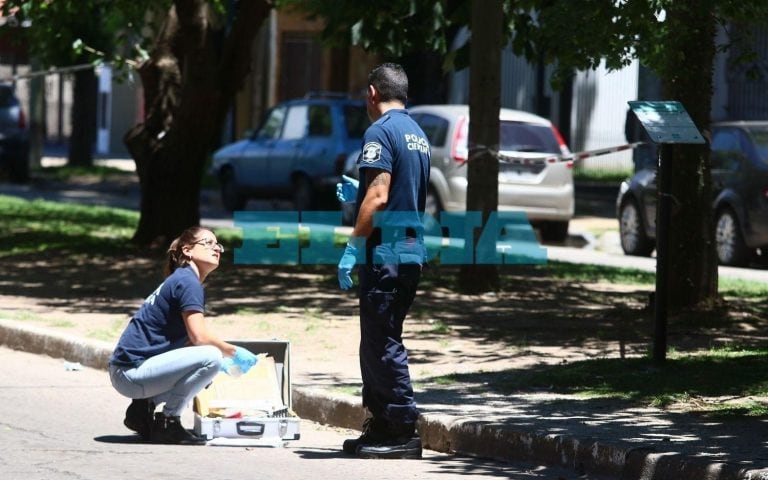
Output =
[{"x1": 236, "y1": 421, "x2": 265, "y2": 437}]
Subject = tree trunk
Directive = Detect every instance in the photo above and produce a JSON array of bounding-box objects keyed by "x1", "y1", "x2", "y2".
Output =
[
  {"x1": 660, "y1": 1, "x2": 719, "y2": 310},
  {"x1": 68, "y1": 68, "x2": 97, "y2": 167},
  {"x1": 458, "y1": 0, "x2": 503, "y2": 293},
  {"x1": 124, "y1": 0, "x2": 272, "y2": 246},
  {"x1": 29, "y1": 58, "x2": 45, "y2": 171}
]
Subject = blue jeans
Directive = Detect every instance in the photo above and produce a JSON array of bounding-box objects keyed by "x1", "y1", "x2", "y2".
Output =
[{"x1": 109, "y1": 346, "x2": 222, "y2": 416}]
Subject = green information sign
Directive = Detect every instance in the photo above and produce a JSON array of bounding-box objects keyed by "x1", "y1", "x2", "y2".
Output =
[{"x1": 628, "y1": 101, "x2": 705, "y2": 144}]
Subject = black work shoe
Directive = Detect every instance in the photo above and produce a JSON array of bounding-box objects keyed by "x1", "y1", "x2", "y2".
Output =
[
  {"x1": 123, "y1": 398, "x2": 155, "y2": 439},
  {"x1": 342, "y1": 417, "x2": 388, "y2": 455},
  {"x1": 150, "y1": 412, "x2": 206, "y2": 445},
  {"x1": 356, "y1": 435, "x2": 423, "y2": 459}
]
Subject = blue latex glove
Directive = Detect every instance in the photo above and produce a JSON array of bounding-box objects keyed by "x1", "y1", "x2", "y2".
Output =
[
  {"x1": 221, "y1": 347, "x2": 260, "y2": 377},
  {"x1": 233, "y1": 346, "x2": 259, "y2": 375},
  {"x1": 338, "y1": 238, "x2": 364, "y2": 290},
  {"x1": 220, "y1": 356, "x2": 238, "y2": 376},
  {"x1": 336, "y1": 175, "x2": 359, "y2": 203}
]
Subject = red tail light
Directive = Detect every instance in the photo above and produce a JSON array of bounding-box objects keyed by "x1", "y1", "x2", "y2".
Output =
[
  {"x1": 550, "y1": 125, "x2": 569, "y2": 154},
  {"x1": 18, "y1": 108, "x2": 26, "y2": 130},
  {"x1": 450, "y1": 115, "x2": 469, "y2": 164},
  {"x1": 550, "y1": 125, "x2": 572, "y2": 167}
]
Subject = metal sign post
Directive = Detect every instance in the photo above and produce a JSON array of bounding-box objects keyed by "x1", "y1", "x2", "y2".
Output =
[{"x1": 627, "y1": 101, "x2": 705, "y2": 363}]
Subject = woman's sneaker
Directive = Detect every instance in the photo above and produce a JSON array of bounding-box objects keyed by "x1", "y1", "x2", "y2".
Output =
[
  {"x1": 150, "y1": 412, "x2": 206, "y2": 445},
  {"x1": 123, "y1": 398, "x2": 155, "y2": 439}
]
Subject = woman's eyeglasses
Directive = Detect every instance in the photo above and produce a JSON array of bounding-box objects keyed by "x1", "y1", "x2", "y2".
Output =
[{"x1": 194, "y1": 239, "x2": 225, "y2": 253}]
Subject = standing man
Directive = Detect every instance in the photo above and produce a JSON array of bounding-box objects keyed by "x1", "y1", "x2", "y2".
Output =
[{"x1": 336, "y1": 63, "x2": 430, "y2": 459}]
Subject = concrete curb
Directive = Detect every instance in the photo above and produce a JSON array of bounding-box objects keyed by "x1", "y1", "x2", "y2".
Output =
[
  {"x1": 3, "y1": 317, "x2": 768, "y2": 480},
  {"x1": 292, "y1": 388, "x2": 768, "y2": 479},
  {"x1": 0, "y1": 319, "x2": 112, "y2": 370}
]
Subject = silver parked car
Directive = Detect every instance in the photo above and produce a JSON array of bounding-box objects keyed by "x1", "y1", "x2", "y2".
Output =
[{"x1": 408, "y1": 105, "x2": 574, "y2": 241}]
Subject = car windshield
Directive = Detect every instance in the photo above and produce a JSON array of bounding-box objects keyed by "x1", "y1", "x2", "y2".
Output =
[
  {"x1": 258, "y1": 106, "x2": 286, "y2": 140},
  {"x1": 746, "y1": 126, "x2": 768, "y2": 165},
  {"x1": 499, "y1": 121, "x2": 561, "y2": 154}
]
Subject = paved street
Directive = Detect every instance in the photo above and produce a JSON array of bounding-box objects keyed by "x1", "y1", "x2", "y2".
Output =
[
  {"x1": 546, "y1": 244, "x2": 768, "y2": 282},
  {"x1": 0, "y1": 346, "x2": 612, "y2": 480}
]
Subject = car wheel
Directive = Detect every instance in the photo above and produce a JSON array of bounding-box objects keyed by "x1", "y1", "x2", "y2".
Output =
[
  {"x1": 220, "y1": 169, "x2": 246, "y2": 212},
  {"x1": 293, "y1": 175, "x2": 315, "y2": 212},
  {"x1": 715, "y1": 208, "x2": 750, "y2": 267},
  {"x1": 422, "y1": 187, "x2": 443, "y2": 233},
  {"x1": 425, "y1": 187, "x2": 442, "y2": 219},
  {"x1": 619, "y1": 198, "x2": 655, "y2": 256},
  {"x1": 539, "y1": 221, "x2": 569, "y2": 243},
  {"x1": 8, "y1": 153, "x2": 30, "y2": 183}
]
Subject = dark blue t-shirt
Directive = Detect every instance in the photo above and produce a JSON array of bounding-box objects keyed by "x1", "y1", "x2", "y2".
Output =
[
  {"x1": 109, "y1": 266, "x2": 205, "y2": 367},
  {"x1": 356, "y1": 109, "x2": 431, "y2": 234}
]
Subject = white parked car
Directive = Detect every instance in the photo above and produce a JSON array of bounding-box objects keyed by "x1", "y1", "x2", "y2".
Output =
[{"x1": 409, "y1": 105, "x2": 574, "y2": 242}]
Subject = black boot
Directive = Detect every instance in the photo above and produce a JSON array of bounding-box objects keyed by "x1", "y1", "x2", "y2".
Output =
[
  {"x1": 356, "y1": 421, "x2": 422, "y2": 459},
  {"x1": 123, "y1": 398, "x2": 155, "y2": 439},
  {"x1": 342, "y1": 417, "x2": 388, "y2": 455},
  {"x1": 150, "y1": 412, "x2": 206, "y2": 445}
]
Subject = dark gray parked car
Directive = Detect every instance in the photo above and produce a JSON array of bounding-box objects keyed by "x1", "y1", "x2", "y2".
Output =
[
  {"x1": 0, "y1": 83, "x2": 29, "y2": 182},
  {"x1": 617, "y1": 121, "x2": 768, "y2": 266}
]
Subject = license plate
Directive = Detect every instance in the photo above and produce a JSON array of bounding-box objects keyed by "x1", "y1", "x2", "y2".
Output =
[{"x1": 499, "y1": 163, "x2": 539, "y2": 181}]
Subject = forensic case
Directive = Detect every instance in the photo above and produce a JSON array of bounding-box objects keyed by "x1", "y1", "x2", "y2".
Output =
[{"x1": 193, "y1": 340, "x2": 301, "y2": 446}]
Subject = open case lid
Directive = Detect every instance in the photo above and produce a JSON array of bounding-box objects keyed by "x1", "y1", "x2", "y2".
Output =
[{"x1": 194, "y1": 340, "x2": 292, "y2": 417}]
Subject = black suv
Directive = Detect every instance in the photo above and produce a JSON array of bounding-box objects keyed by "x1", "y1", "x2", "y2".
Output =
[
  {"x1": 0, "y1": 83, "x2": 29, "y2": 182},
  {"x1": 617, "y1": 121, "x2": 768, "y2": 267}
]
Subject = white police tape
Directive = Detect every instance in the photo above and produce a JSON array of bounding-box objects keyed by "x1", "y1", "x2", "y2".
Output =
[
  {"x1": 468, "y1": 141, "x2": 646, "y2": 166},
  {"x1": 1, "y1": 63, "x2": 97, "y2": 82}
]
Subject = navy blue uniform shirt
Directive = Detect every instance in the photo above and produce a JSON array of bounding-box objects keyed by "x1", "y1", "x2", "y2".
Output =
[
  {"x1": 109, "y1": 266, "x2": 205, "y2": 367},
  {"x1": 355, "y1": 109, "x2": 431, "y2": 234}
]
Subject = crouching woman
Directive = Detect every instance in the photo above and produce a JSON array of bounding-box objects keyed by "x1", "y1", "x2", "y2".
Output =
[{"x1": 108, "y1": 227, "x2": 256, "y2": 445}]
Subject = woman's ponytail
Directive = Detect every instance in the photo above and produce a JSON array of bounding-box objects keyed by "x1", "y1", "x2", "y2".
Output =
[{"x1": 164, "y1": 226, "x2": 206, "y2": 277}]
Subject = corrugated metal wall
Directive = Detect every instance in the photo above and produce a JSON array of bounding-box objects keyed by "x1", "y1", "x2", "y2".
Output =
[
  {"x1": 448, "y1": 38, "x2": 560, "y2": 123},
  {"x1": 499, "y1": 47, "x2": 537, "y2": 112},
  {"x1": 449, "y1": 37, "x2": 636, "y2": 173},
  {"x1": 571, "y1": 62, "x2": 638, "y2": 172},
  {"x1": 726, "y1": 25, "x2": 768, "y2": 121}
]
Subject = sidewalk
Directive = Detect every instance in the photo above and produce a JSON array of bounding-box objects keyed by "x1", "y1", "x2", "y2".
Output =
[{"x1": 1, "y1": 317, "x2": 768, "y2": 480}]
